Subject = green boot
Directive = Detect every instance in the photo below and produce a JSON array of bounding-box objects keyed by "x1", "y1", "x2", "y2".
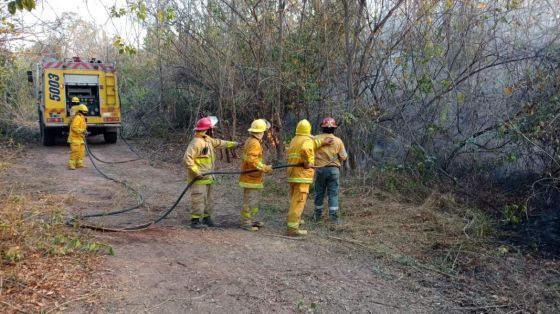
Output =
[
  {"x1": 314, "y1": 207, "x2": 323, "y2": 222},
  {"x1": 191, "y1": 218, "x2": 208, "y2": 229},
  {"x1": 203, "y1": 217, "x2": 221, "y2": 228},
  {"x1": 240, "y1": 218, "x2": 258, "y2": 231},
  {"x1": 329, "y1": 210, "x2": 341, "y2": 224}
]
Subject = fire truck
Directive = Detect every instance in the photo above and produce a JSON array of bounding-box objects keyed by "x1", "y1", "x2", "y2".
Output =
[{"x1": 28, "y1": 57, "x2": 122, "y2": 146}]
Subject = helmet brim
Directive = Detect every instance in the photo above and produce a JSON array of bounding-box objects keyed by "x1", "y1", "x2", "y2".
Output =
[{"x1": 208, "y1": 116, "x2": 218, "y2": 127}]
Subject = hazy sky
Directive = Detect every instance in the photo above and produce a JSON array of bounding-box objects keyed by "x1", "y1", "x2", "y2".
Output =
[{"x1": 12, "y1": 0, "x2": 144, "y2": 48}]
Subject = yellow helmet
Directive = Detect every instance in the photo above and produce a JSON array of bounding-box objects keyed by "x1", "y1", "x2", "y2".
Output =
[
  {"x1": 295, "y1": 119, "x2": 312, "y2": 136},
  {"x1": 77, "y1": 104, "x2": 88, "y2": 113},
  {"x1": 71, "y1": 96, "x2": 80, "y2": 103},
  {"x1": 248, "y1": 119, "x2": 270, "y2": 133}
]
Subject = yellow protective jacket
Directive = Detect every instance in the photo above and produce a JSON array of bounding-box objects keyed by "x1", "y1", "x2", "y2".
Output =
[
  {"x1": 239, "y1": 135, "x2": 266, "y2": 189},
  {"x1": 183, "y1": 132, "x2": 237, "y2": 184},
  {"x1": 286, "y1": 135, "x2": 322, "y2": 184},
  {"x1": 67, "y1": 114, "x2": 87, "y2": 144},
  {"x1": 314, "y1": 134, "x2": 348, "y2": 167}
]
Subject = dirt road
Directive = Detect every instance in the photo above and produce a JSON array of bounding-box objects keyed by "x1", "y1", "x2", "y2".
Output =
[{"x1": 8, "y1": 138, "x2": 451, "y2": 313}]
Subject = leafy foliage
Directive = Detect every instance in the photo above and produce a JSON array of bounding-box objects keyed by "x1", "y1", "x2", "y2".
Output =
[{"x1": 6, "y1": 0, "x2": 36, "y2": 15}]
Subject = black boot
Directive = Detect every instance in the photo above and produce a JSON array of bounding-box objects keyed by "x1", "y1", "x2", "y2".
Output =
[
  {"x1": 314, "y1": 208, "x2": 323, "y2": 222},
  {"x1": 191, "y1": 218, "x2": 208, "y2": 229},
  {"x1": 329, "y1": 211, "x2": 341, "y2": 224},
  {"x1": 203, "y1": 217, "x2": 221, "y2": 228}
]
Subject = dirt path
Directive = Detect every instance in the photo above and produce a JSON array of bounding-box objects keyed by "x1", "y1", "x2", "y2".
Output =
[{"x1": 9, "y1": 139, "x2": 451, "y2": 313}]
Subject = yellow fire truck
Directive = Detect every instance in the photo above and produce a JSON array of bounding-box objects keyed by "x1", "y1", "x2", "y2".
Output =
[{"x1": 28, "y1": 57, "x2": 122, "y2": 146}]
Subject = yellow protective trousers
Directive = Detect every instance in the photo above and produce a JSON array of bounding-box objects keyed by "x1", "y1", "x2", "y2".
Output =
[
  {"x1": 190, "y1": 184, "x2": 214, "y2": 219},
  {"x1": 241, "y1": 188, "x2": 261, "y2": 222},
  {"x1": 68, "y1": 143, "x2": 85, "y2": 169},
  {"x1": 287, "y1": 183, "x2": 310, "y2": 229}
]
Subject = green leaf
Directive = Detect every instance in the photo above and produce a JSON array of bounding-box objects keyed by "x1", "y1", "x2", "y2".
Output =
[
  {"x1": 166, "y1": 8, "x2": 176, "y2": 21},
  {"x1": 8, "y1": 2, "x2": 17, "y2": 14},
  {"x1": 71, "y1": 238, "x2": 81, "y2": 249},
  {"x1": 16, "y1": 0, "x2": 24, "y2": 11},
  {"x1": 418, "y1": 73, "x2": 432, "y2": 94},
  {"x1": 387, "y1": 83, "x2": 397, "y2": 93},
  {"x1": 23, "y1": 0, "x2": 36, "y2": 11},
  {"x1": 136, "y1": 1, "x2": 148, "y2": 21},
  {"x1": 112, "y1": 36, "x2": 123, "y2": 47},
  {"x1": 456, "y1": 92, "x2": 465, "y2": 104},
  {"x1": 156, "y1": 9, "x2": 165, "y2": 22}
]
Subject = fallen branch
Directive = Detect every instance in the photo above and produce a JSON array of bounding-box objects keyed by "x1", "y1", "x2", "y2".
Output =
[
  {"x1": 326, "y1": 235, "x2": 369, "y2": 248},
  {"x1": 262, "y1": 232, "x2": 305, "y2": 241},
  {"x1": 449, "y1": 304, "x2": 511, "y2": 311},
  {"x1": 45, "y1": 291, "x2": 99, "y2": 314},
  {"x1": 142, "y1": 297, "x2": 174, "y2": 314},
  {"x1": 370, "y1": 299, "x2": 401, "y2": 309},
  {"x1": 410, "y1": 263, "x2": 460, "y2": 280},
  {"x1": 0, "y1": 301, "x2": 30, "y2": 314}
]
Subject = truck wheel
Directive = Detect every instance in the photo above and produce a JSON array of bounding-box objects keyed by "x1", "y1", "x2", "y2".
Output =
[
  {"x1": 104, "y1": 131, "x2": 118, "y2": 144},
  {"x1": 40, "y1": 124, "x2": 55, "y2": 146}
]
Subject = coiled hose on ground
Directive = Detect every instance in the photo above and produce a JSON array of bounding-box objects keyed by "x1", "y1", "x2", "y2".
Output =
[{"x1": 65, "y1": 140, "x2": 302, "y2": 232}]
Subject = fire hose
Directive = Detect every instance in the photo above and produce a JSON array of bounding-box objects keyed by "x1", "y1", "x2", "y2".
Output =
[{"x1": 65, "y1": 140, "x2": 303, "y2": 232}]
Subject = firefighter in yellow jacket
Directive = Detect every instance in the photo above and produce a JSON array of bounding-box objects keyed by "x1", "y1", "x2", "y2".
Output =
[
  {"x1": 285, "y1": 119, "x2": 331, "y2": 236},
  {"x1": 67, "y1": 104, "x2": 88, "y2": 170},
  {"x1": 183, "y1": 116, "x2": 239, "y2": 229},
  {"x1": 239, "y1": 119, "x2": 273, "y2": 231}
]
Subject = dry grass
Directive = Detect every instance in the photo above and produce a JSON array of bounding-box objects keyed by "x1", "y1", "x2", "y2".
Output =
[
  {"x1": 336, "y1": 172, "x2": 560, "y2": 312},
  {"x1": 258, "y1": 167, "x2": 560, "y2": 313},
  {"x1": 0, "y1": 140, "x2": 110, "y2": 313}
]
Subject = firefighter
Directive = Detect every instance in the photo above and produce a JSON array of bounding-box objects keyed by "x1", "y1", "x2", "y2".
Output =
[
  {"x1": 183, "y1": 116, "x2": 239, "y2": 229},
  {"x1": 238, "y1": 119, "x2": 273, "y2": 231},
  {"x1": 67, "y1": 104, "x2": 88, "y2": 170},
  {"x1": 285, "y1": 119, "x2": 333, "y2": 236},
  {"x1": 68, "y1": 97, "x2": 81, "y2": 123},
  {"x1": 71, "y1": 96, "x2": 80, "y2": 107},
  {"x1": 313, "y1": 117, "x2": 348, "y2": 224}
]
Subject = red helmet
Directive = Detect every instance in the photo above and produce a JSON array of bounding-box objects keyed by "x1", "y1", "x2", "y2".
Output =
[
  {"x1": 321, "y1": 117, "x2": 337, "y2": 128},
  {"x1": 194, "y1": 117, "x2": 213, "y2": 131}
]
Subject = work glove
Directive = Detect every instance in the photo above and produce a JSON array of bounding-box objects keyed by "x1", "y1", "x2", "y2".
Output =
[
  {"x1": 303, "y1": 163, "x2": 313, "y2": 169},
  {"x1": 262, "y1": 165, "x2": 273, "y2": 173},
  {"x1": 194, "y1": 173, "x2": 205, "y2": 180}
]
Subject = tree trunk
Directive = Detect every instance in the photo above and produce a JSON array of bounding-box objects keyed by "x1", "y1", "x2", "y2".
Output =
[{"x1": 275, "y1": 0, "x2": 286, "y2": 160}]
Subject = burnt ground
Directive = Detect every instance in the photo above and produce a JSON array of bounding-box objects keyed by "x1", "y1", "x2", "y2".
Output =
[
  {"x1": 502, "y1": 206, "x2": 560, "y2": 259},
  {"x1": 4, "y1": 137, "x2": 457, "y2": 313}
]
